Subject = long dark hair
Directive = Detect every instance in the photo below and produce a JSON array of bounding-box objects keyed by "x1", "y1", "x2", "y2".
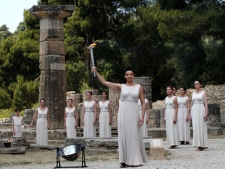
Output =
[
  {"x1": 195, "y1": 79, "x2": 202, "y2": 85},
  {"x1": 101, "y1": 91, "x2": 108, "y2": 100}
]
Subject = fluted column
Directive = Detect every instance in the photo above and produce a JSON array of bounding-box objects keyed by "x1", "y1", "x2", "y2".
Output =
[{"x1": 30, "y1": 5, "x2": 75, "y2": 129}]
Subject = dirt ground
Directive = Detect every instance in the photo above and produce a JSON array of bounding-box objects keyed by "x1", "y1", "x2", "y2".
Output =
[
  {"x1": 0, "y1": 149, "x2": 119, "y2": 168},
  {"x1": 0, "y1": 131, "x2": 224, "y2": 168}
]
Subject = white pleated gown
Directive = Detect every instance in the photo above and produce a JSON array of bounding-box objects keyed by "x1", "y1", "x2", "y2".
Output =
[
  {"x1": 13, "y1": 116, "x2": 23, "y2": 137},
  {"x1": 165, "y1": 96, "x2": 179, "y2": 147},
  {"x1": 177, "y1": 96, "x2": 190, "y2": 142},
  {"x1": 83, "y1": 101, "x2": 96, "y2": 138},
  {"x1": 138, "y1": 99, "x2": 149, "y2": 137},
  {"x1": 36, "y1": 107, "x2": 48, "y2": 146},
  {"x1": 191, "y1": 91, "x2": 208, "y2": 148},
  {"x1": 99, "y1": 100, "x2": 111, "y2": 138},
  {"x1": 65, "y1": 107, "x2": 77, "y2": 138},
  {"x1": 118, "y1": 84, "x2": 148, "y2": 166}
]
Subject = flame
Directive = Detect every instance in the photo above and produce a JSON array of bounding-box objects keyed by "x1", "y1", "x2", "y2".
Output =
[
  {"x1": 90, "y1": 43, "x2": 97, "y2": 46},
  {"x1": 8, "y1": 139, "x2": 12, "y2": 142}
]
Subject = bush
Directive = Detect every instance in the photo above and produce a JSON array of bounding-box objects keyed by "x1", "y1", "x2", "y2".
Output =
[
  {"x1": 0, "y1": 108, "x2": 14, "y2": 118},
  {"x1": 9, "y1": 76, "x2": 39, "y2": 110},
  {"x1": 0, "y1": 88, "x2": 12, "y2": 109}
]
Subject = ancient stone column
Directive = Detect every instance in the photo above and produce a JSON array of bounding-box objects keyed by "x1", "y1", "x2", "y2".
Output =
[
  {"x1": 109, "y1": 88, "x2": 120, "y2": 127},
  {"x1": 30, "y1": 5, "x2": 75, "y2": 129},
  {"x1": 134, "y1": 76, "x2": 153, "y2": 108}
]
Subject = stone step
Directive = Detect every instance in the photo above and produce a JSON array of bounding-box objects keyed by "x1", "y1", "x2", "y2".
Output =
[
  {"x1": 0, "y1": 147, "x2": 26, "y2": 154},
  {"x1": 0, "y1": 126, "x2": 223, "y2": 141}
]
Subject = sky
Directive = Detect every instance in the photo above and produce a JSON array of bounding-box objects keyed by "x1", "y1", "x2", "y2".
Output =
[{"x1": 0, "y1": 0, "x2": 38, "y2": 33}]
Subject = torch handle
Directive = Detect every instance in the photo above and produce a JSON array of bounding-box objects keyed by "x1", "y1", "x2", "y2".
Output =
[{"x1": 90, "y1": 49, "x2": 96, "y2": 77}]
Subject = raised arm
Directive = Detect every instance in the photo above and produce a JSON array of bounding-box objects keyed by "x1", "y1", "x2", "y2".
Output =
[{"x1": 92, "y1": 66, "x2": 121, "y2": 91}]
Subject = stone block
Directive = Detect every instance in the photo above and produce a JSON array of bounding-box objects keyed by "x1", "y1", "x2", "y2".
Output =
[
  {"x1": 0, "y1": 139, "x2": 9, "y2": 148},
  {"x1": 30, "y1": 5, "x2": 75, "y2": 19},
  {"x1": 40, "y1": 41, "x2": 65, "y2": 56},
  {"x1": 148, "y1": 109, "x2": 161, "y2": 128},
  {"x1": 65, "y1": 138, "x2": 86, "y2": 146},
  {"x1": 11, "y1": 138, "x2": 30, "y2": 148},
  {"x1": 0, "y1": 147, "x2": 26, "y2": 154},
  {"x1": 40, "y1": 29, "x2": 64, "y2": 41},
  {"x1": 208, "y1": 104, "x2": 221, "y2": 127},
  {"x1": 149, "y1": 128, "x2": 166, "y2": 138},
  {"x1": 39, "y1": 55, "x2": 65, "y2": 70},
  {"x1": 23, "y1": 109, "x2": 35, "y2": 124},
  {"x1": 149, "y1": 139, "x2": 165, "y2": 159},
  {"x1": 40, "y1": 18, "x2": 64, "y2": 30},
  {"x1": 160, "y1": 108, "x2": 166, "y2": 128},
  {"x1": 50, "y1": 63, "x2": 66, "y2": 70},
  {"x1": 207, "y1": 127, "x2": 223, "y2": 135}
]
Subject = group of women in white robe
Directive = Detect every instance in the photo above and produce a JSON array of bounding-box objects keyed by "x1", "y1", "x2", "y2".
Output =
[
  {"x1": 81, "y1": 91, "x2": 112, "y2": 138},
  {"x1": 164, "y1": 80, "x2": 208, "y2": 151}
]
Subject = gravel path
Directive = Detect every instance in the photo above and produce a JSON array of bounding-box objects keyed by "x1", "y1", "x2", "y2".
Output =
[{"x1": 1, "y1": 139, "x2": 225, "y2": 169}]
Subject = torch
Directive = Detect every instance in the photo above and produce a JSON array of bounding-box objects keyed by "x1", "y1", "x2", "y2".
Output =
[{"x1": 87, "y1": 43, "x2": 97, "y2": 77}]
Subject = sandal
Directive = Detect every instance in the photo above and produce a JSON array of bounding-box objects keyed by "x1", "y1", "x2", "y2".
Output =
[
  {"x1": 120, "y1": 163, "x2": 127, "y2": 168},
  {"x1": 127, "y1": 165, "x2": 134, "y2": 167},
  {"x1": 169, "y1": 145, "x2": 177, "y2": 149},
  {"x1": 180, "y1": 141, "x2": 185, "y2": 145},
  {"x1": 197, "y1": 147, "x2": 203, "y2": 151}
]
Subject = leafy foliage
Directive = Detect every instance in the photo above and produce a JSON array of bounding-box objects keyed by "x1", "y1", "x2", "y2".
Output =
[
  {"x1": 0, "y1": 25, "x2": 12, "y2": 41},
  {"x1": 0, "y1": 0, "x2": 225, "y2": 115},
  {"x1": 9, "y1": 76, "x2": 39, "y2": 109}
]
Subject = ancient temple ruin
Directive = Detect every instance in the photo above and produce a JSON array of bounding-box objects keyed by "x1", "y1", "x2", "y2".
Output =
[{"x1": 30, "y1": 5, "x2": 75, "y2": 129}]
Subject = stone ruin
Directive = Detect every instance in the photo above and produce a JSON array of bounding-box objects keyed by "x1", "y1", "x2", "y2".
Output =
[
  {"x1": 0, "y1": 6, "x2": 225, "y2": 148},
  {"x1": 30, "y1": 5, "x2": 75, "y2": 129},
  {"x1": 4, "y1": 80, "x2": 225, "y2": 138}
]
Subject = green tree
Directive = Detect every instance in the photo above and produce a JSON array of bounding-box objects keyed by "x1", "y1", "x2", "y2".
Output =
[
  {"x1": 0, "y1": 88, "x2": 12, "y2": 109},
  {"x1": 0, "y1": 25, "x2": 12, "y2": 41},
  {"x1": 9, "y1": 76, "x2": 39, "y2": 109}
]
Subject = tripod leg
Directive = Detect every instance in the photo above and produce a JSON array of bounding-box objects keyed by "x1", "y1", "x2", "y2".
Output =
[
  {"x1": 56, "y1": 148, "x2": 61, "y2": 168},
  {"x1": 82, "y1": 149, "x2": 87, "y2": 167}
]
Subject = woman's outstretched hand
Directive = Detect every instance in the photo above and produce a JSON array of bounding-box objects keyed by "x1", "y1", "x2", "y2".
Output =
[{"x1": 91, "y1": 66, "x2": 96, "y2": 73}]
